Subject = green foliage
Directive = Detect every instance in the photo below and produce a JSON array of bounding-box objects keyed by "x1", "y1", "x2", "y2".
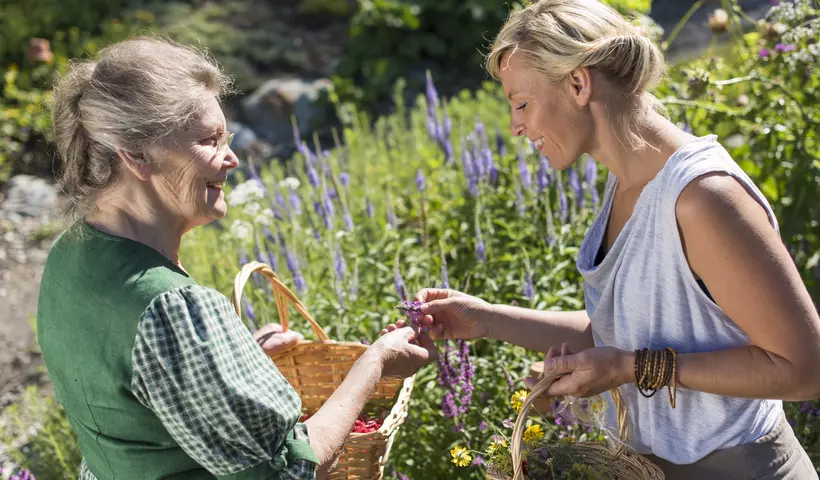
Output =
[
  {"x1": 0, "y1": 6, "x2": 155, "y2": 183},
  {"x1": 1, "y1": 386, "x2": 82, "y2": 479},
  {"x1": 333, "y1": 0, "x2": 654, "y2": 109}
]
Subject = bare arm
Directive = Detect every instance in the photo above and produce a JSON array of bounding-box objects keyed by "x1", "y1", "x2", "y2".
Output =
[
  {"x1": 303, "y1": 327, "x2": 435, "y2": 478},
  {"x1": 487, "y1": 306, "x2": 595, "y2": 355},
  {"x1": 303, "y1": 349, "x2": 383, "y2": 477},
  {"x1": 667, "y1": 172, "x2": 820, "y2": 400}
]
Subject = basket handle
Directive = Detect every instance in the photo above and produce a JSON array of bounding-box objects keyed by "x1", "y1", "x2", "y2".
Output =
[
  {"x1": 510, "y1": 365, "x2": 629, "y2": 480},
  {"x1": 232, "y1": 261, "x2": 331, "y2": 342}
]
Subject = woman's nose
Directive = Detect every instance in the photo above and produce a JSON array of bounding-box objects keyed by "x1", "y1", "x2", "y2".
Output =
[
  {"x1": 224, "y1": 149, "x2": 239, "y2": 169},
  {"x1": 510, "y1": 116, "x2": 524, "y2": 137}
]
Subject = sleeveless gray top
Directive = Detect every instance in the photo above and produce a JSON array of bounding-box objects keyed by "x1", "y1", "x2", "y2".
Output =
[{"x1": 576, "y1": 135, "x2": 783, "y2": 464}]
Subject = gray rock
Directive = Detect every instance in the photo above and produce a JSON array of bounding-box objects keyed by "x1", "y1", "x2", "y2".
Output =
[
  {"x1": 241, "y1": 77, "x2": 335, "y2": 148},
  {"x1": 1, "y1": 175, "x2": 57, "y2": 217}
]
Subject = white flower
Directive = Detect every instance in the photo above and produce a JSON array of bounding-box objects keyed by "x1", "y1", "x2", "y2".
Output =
[
  {"x1": 230, "y1": 220, "x2": 253, "y2": 240},
  {"x1": 227, "y1": 180, "x2": 266, "y2": 207},
  {"x1": 244, "y1": 202, "x2": 261, "y2": 216},
  {"x1": 254, "y1": 208, "x2": 274, "y2": 227},
  {"x1": 335, "y1": 230, "x2": 346, "y2": 240},
  {"x1": 279, "y1": 177, "x2": 301, "y2": 190}
]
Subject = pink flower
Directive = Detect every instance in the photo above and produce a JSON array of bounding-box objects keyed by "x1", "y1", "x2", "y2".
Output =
[{"x1": 758, "y1": 48, "x2": 771, "y2": 58}]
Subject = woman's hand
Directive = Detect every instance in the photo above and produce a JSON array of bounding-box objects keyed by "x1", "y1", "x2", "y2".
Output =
[
  {"x1": 540, "y1": 345, "x2": 635, "y2": 398},
  {"x1": 413, "y1": 288, "x2": 493, "y2": 340},
  {"x1": 372, "y1": 323, "x2": 438, "y2": 378},
  {"x1": 252, "y1": 323, "x2": 303, "y2": 356}
]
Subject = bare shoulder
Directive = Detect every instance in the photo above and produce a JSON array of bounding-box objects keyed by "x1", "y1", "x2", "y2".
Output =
[{"x1": 674, "y1": 171, "x2": 772, "y2": 234}]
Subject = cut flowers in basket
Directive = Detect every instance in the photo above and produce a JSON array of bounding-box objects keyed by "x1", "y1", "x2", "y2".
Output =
[{"x1": 451, "y1": 390, "x2": 615, "y2": 479}]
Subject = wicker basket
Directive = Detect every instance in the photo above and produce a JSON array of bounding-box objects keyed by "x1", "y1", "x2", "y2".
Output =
[
  {"x1": 487, "y1": 358, "x2": 664, "y2": 480},
  {"x1": 231, "y1": 261, "x2": 415, "y2": 480}
]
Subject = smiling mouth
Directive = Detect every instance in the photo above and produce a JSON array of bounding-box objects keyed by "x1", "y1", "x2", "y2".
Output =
[
  {"x1": 206, "y1": 180, "x2": 225, "y2": 189},
  {"x1": 533, "y1": 138, "x2": 545, "y2": 150}
]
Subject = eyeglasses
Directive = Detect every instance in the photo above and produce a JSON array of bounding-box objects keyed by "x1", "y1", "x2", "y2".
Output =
[{"x1": 216, "y1": 131, "x2": 235, "y2": 154}]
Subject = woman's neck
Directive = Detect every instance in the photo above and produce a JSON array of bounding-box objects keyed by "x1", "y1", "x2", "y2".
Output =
[
  {"x1": 86, "y1": 186, "x2": 185, "y2": 265},
  {"x1": 587, "y1": 110, "x2": 695, "y2": 191}
]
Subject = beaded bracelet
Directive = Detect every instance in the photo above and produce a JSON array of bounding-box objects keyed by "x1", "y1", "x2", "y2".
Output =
[{"x1": 634, "y1": 347, "x2": 677, "y2": 408}]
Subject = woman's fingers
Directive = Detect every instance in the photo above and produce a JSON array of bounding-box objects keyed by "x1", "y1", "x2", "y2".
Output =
[
  {"x1": 561, "y1": 342, "x2": 571, "y2": 356},
  {"x1": 546, "y1": 346, "x2": 556, "y2": 359}
]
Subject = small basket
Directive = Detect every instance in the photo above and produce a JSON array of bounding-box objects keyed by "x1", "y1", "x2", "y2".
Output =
[
  {"x1": 232, "y1": 262, "x2": 415, "y2": 480},
  {"x1": 488, "y1": 358, "x2": 664, "y2": 480}
]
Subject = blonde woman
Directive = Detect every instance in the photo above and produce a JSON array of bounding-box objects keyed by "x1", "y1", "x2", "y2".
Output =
[
  {"x1": 407, "y1": 0, "x2": 820, "y2": 478},
  {"x1": 37, "y1": 37, "x2": 436, "y2": 480}
]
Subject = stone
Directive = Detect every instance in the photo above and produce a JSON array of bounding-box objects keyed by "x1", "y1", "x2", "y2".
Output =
[
  {"x1": 1, "y1": 175, "x2": 57, "y2": 217},
  {"x1": 241, "y1": 77, "x2": 336, "y2": 148}
]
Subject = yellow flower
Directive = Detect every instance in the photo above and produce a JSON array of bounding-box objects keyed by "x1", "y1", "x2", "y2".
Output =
[
  {"x1": 450, "y1": 446, "x2": 472, "y2": 467},
  {"x1": 487, "y1": 438, "x2": 508, "y2": 455},
  {"x1": 511, "y1": 389, "x2": 528, "y2": 413},
  {"x1": 523, "y1": 423, "x2": 545, "y2": 444}
]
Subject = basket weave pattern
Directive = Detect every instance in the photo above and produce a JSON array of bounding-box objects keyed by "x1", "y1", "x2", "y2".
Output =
[
  {"x1": 490, "y1": 358, "x2": 664, "y2": 480},
  {"x1": 232, "y1": 262, "x2": 414, "y2": 480}
]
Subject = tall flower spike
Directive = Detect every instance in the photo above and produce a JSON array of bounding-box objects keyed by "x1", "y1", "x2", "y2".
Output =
[
  {"x1": 476, "y1": 222, "x2": 486, "y2": 261},
  {"x1": 537, "y1": 155, "x2": 550, "y2": 192},
  {"x1": 416, "y1": 168, "x2": 426, "y2": 192},
  {"x1": 394, "y1": 263, "x2": 407, "y2": 301},
  {"x1": 518, "y1": 143, "x2": 532, "y2": 190},
  {"x1": 495, "y1": 128, "x2": 506, "y2": 157}
]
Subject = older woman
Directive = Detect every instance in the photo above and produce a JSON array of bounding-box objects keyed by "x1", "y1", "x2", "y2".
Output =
[
  {"x1": 37, "y1": 37, "x2": 436, "y2": 480},
  {"x1": 411, "y1": 0, "x2": 820, "y2": 478}
]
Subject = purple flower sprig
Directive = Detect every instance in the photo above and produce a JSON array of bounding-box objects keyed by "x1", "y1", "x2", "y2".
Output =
[
  {"x1": 396, "y1": 300, "x2": 430, "y2": 333},
  {"x1": 10, "y1": 468, "x2": 35, "y2": 480}
]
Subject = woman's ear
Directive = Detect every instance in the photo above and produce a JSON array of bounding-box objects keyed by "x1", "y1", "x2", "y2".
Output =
[
  {"x1": 116, "y1": 149, "x2": 152, "y2": 181},
  {"x1": 567, "y1": 67, "x2": 593, "y2": 107}
]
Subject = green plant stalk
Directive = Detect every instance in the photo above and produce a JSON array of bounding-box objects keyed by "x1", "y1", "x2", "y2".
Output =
[{"x1": 661, "y1": 0, "x2": 706, "y2": 51}]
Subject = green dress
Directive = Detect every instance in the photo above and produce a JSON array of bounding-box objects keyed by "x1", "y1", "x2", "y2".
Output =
[{"x1": 37, "y1": 222, "x2": 318, "y2": 479}]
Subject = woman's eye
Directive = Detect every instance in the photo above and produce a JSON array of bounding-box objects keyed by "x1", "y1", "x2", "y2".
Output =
[{"x1": 516, "y1": 102, "x2": 528, "y2": 111}]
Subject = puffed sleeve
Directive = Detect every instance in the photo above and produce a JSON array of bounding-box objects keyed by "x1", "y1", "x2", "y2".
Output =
[{"x1": 130, "y1": 285, "x2": 318, "y2": 479}]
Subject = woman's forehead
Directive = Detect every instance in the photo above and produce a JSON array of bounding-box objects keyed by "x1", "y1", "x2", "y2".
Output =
[{"x1": 183, "y1": 98, "x2": 225, "y2": 135}]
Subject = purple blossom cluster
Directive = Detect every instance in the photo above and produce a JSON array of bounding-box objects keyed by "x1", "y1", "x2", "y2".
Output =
[
  {"x1": 10, "y1": 469, "x2": 34, "y2": 480},
  {"x1": 438, "y1": 339, "x2": 475, "y2": 419},
  {"x1": 424, "y1": 71, "x2": 454, "y2": 164},
  {"x1": 459, "y1": 121, "x2": 500, "y2": 196}
]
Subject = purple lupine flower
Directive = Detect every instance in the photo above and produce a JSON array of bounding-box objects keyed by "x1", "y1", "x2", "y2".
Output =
[
  {"x1": 415, "y1": 169, "x2": 426, "y2": 191},
  {"x1": 335, "y1": 282, "x2": 346, "y2": 309},
  {"x1": 567, "y1": 167, "x2": 582, "y2": 203},
  {"x1": 333, "y1": 241, "x2": 347, "y2": 281},
  {"x1": 451, "y1": 423, "x2": 464, "y2": 434},
  {"x1": 524, "y1": 270, "x2": 534, "y2": 300},
  {"x1": 340, "y1": 172, "x2": 350, "y2": 187},
  {"x1": 470, "y1": 455, "x2": 485, "y2": 467},
  {"x1": 323, "y1": 189, "x2": 335, "y2": 218},
  {"x1": 557, "y1": 173, "x2": 568, "y2": 222},
  {"x1": 343, "y1": 211, "x2": 354, "y2": 232},
  {"x1": 461, "y1": 140, "x2": 478, "y2": 196},
  {"x1": 513, "y1": 178, "x2": 526, "y2": 216},
  {"x1": 585, "y1": 157, "x2": 599, "y2": 212},
  {"x1": 266, "y1": 246, "x2": 278, "y2": 272},
  {"x1": 239, "y1": 251, "x2": 249, "y2": 266},
  {"x1": 536, "y1": 156, "x2": 551, "y2": 192},
  {"x1": 278, "y1": 233, "x2": 306, "y2": 294},
  {"x1": 502, "y1": 418, "x2": 514, "y2": 428},
  {"x1": 437, "y1": 341, "x2": 454, "y2": 387},
  {"x1": 495, "y1": 128, "x2": 506, "y2": 157},
  {"x1": 457, "y1": 340, "x2": 475, "y2": 414},
  {"x1": 442, "y1": 390, "x2": 458, "y2": 418},
  {"x1": 289, "y1": 188, "x2": 302, "y2": 215},
  {"x1": 349, "y1": 262, "x2": 359, "y2": 301},
  {"x1": 365, "y1": 196, "x2": 375, "y2": 218},
  {"x1": 775, "y1": 43, "x2": 796, "y2": 53},
  {"x1": 387, "y1": 198, "x2": 397, "y2": 228},
  {"x1": 394, "y1": 264, "x2": 407, "y2": 301},
  {"x1": 518, "y1": 144, "x2": 532, "y2": 190},
  {"x1": 10, "y1": 469, "x2": 35, "y2": 480},
  {"x1": 479, "y1": 421, "x2": 488, "y2": 431},
  {"x1": 425, "y1": 70, "x2": 440, "y2": 110},
  {"x1": 475, "y1": 223, "x2": 485, "y2": 261},
  {"x1": 313, "y1": 199, "x2": 329, "y2": 229},
  {"x1": 243, "y1": 298, "x2": 258, "y2": 332}
]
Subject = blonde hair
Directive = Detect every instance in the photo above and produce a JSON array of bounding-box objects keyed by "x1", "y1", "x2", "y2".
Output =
[
  {"x1": 51, "y1": 36, "x2": 232, "y2": 215},
  {"x1": 485, "y1": 0, "x2": 666, "y2": 150}
]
